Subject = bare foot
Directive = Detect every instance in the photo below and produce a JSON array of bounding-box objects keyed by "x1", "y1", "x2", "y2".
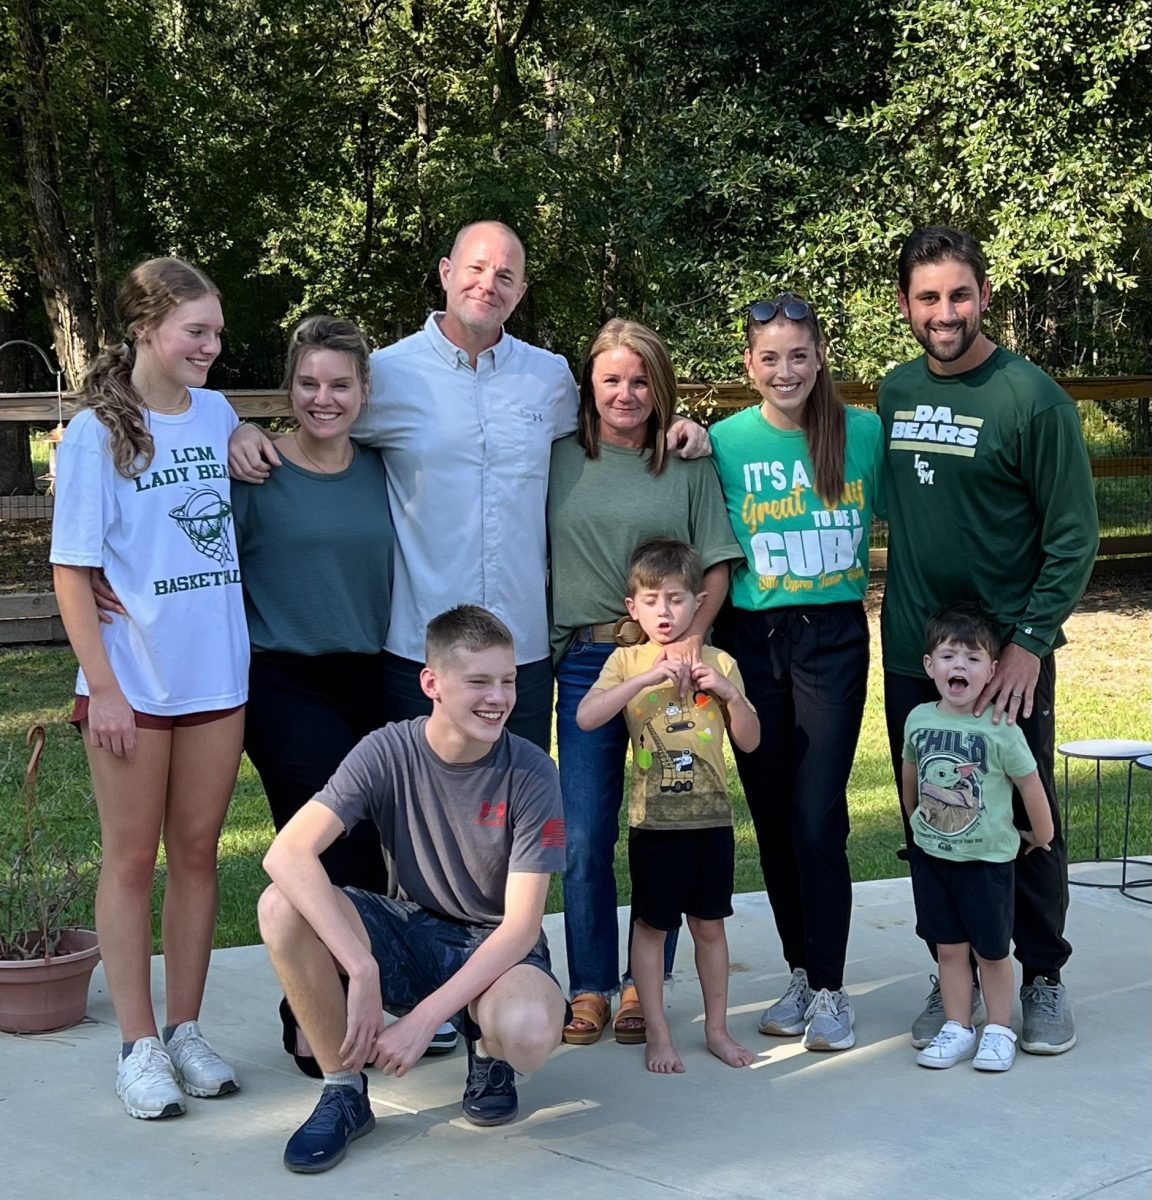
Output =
[
  {"x1": 645, "y1": 1035, "x2": 685, "y2": 1074},
  {"x1": 706, "y1": 1028, "x2": 755, "y2": 1068}
]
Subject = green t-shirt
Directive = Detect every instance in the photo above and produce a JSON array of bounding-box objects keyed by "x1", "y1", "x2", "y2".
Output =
[
  {"x1": 546, "y1": 435, "x2": 742, "y2": 663},
  {"x1": 709, "y1": 404, "x2": 884, "y2": 610},
  {"x1": 231, "y1": 445, "x2": 394, "y2": 655},
  {"x1": 879, "y1": 348, "x2": 1098, "y2": 676},
  {"x1": 593, "y1": 643, "x2": 747, "y2": 830},
  {"x1": 902, "y1": 704, "x2": 1037, "y2": 863}
]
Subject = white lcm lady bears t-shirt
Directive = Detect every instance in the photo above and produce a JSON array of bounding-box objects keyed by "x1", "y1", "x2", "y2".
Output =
[{"x1": 50, "y1": 389, "x2": 249, "y2": 715}]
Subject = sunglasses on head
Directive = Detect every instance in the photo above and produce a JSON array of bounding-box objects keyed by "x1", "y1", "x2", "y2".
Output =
[{"x1": 748, "y1": 294, "x2": 812, "y2": 323}]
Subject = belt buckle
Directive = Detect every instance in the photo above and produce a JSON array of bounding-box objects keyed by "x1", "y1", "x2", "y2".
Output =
[{"x1": 612, "y1": 617, "x2": 646, "y2": 647}]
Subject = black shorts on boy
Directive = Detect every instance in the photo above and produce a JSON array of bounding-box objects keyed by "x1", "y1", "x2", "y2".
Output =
[
  {"x1": 627, "y1": 826, "x2": 735, "y2": 931},
  {"x1": 908, "y1": 848, "x2": 1014, "y2": 961}
]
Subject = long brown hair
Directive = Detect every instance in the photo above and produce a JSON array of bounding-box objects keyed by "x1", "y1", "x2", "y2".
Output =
[
  {"x1": 577, "y1": 318, "x2": 676, "y2": 476},
  {"x1": 745, "y1": 295, "x2": 845, "y2": 506},
  {"x1": 80, "y1": 257, "x2": 219, "y2": 477}
]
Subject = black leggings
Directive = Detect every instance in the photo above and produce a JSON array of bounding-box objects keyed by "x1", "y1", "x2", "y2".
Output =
[
  {"x1": 884, "y1": 658, "x2": 1071, "y2": 976},
  {"x1": 244, "y1": 650, "x2": 390, "y2": 891},
  {"x1": 715, "y1": 602, "x2": 869, "y2": 992}
]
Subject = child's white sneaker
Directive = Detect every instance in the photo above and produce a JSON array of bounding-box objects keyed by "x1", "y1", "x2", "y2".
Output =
[
  {"x1": 116, "y1": 1037, "x2": 186, "y2": 1119},
  {"x1": 973, "y1": 1023, "x2": 1017, "y2": 1072},
  {"x1": 916, "y1": 1019, "x2": 977, "y2": 1069},
  {"x1": 165, "y1": 1020, "x2": 240, "y2": 1098}
]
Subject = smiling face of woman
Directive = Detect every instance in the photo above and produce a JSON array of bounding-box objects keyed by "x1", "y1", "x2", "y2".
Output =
[
  {"x1": 744, "y1": 320, "x2": 824, "y2": 431},
  {"x1": 591, "y1": 346, "x2": 655, "y2": 449},
  {"x1": 290, "y1": 348, "x2": 365, "y2": 444}
]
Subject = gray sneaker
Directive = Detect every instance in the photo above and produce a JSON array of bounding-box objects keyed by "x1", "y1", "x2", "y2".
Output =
[
  {"x1": 1020, "y1": 978, "x2": 1076, "y2": 1054},
  {"x1": 758, "y1": 968, "x2": 812, "y2": 1036},
  {"x1": 802, "y1": 987, "x2": 855, "y2": 1051},
  {"x1": 910, "y1": 974, "x2": 988, "y2": 1049}
]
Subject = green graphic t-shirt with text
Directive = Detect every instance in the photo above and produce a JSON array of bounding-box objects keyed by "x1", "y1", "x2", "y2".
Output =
[{"x1": 710, "y1": 404, "x2": 883, "y2": 610}]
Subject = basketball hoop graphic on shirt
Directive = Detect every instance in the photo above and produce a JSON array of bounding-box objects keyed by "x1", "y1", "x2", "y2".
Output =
[{"x1": 169, "y1": 487, "x2": 235, "y2": 565}]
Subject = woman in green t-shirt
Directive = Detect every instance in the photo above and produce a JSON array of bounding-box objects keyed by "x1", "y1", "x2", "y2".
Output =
[
  {"x1": 709, "y1": 294, "x2": 884, "y2": 1054},
  {"x1": 548, "y1": 319, "x2": 741, "y2": 1047}
]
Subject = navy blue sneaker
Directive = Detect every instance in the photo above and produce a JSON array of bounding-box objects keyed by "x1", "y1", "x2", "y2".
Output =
[
  {"x1": 461, "y1": 1040, "x2": 518, "y2": 1126},
  {"x1": 283, "y1": 1075, "x2": 375, "y2": 1173}
]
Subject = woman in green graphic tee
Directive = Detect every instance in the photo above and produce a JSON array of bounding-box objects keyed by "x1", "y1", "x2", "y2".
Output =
[{"x1": 710, "y1": 294, "x2": 884, "y2": 1054}]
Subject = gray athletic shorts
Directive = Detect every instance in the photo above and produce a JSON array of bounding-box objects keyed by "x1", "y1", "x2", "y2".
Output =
[{"x1": 343, "y1": 889, "x2": 563, "y2": 1040}]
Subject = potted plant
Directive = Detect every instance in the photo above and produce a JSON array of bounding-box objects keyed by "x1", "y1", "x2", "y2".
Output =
[{"x1": 0, "y1": 725, "x2": 101, "y2": 1033}]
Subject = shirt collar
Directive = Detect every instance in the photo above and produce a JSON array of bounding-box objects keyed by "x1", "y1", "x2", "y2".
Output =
[{"x1": 424, "y1": 312, "x2": 513, "y2": 371}]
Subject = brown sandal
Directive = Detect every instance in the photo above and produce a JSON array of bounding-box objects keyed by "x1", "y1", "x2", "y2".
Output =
[
  {"x1": 563, "y1": 992, "x2": 611, "y2": 1045},
  {"x1": 613, "y1": 983, "x2": 647, "y2": 1044}
]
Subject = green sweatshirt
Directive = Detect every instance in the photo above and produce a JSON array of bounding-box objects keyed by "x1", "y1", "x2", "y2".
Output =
[{"x1": 879, "y1": 347, "x2": 1098, "y2": 676}]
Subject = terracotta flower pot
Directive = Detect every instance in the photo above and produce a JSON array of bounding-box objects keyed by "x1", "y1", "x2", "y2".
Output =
[{"x1": 0, "y1": 929, "x2": 101, "y2": 1034}]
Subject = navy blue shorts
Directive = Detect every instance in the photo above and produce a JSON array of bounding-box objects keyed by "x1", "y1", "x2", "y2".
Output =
[
  {"x1": 628, "y1": 826, "x2": 735, "y2": 931},
  {"x1": 908, "y1": 848, "x2": 1014, "y2": 961},
  {"x1": 342, "y1": 890, "x2": 563, "y2": 1039}
]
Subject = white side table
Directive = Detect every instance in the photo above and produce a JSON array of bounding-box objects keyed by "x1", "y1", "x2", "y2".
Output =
[{"x1": 1058, "y1": 739, "x2": 1152, "y2": 902}]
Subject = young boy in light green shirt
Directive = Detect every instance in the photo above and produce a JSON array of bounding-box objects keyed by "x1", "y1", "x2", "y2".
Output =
[{"x1": 903, "y1": 603, "x2": 1054, "y2": 1073}]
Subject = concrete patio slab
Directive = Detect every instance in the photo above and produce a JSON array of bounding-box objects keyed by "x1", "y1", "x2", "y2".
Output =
[{"x1": 2, "y1": 863, "x2": 1149, "y2": 1200}]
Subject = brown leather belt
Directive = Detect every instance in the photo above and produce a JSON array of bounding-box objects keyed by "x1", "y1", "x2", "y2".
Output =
[{"x1": 577, "y1": 618, "x2": 646, "y2": 647}]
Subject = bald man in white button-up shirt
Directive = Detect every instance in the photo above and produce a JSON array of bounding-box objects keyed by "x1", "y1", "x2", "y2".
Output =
[{"x1": 230, "y1": 221, "x2": 707, "y2": 750}]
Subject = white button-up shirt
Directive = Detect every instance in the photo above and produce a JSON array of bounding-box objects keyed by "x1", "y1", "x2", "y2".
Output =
[{"x1": 354, "y1": 314, "x2": 578, "y2": 664}]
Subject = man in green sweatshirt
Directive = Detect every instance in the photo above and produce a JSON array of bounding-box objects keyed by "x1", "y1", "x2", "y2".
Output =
[{"x1": 879, "y1": 226, "x2": 1098, "y2": 1058}]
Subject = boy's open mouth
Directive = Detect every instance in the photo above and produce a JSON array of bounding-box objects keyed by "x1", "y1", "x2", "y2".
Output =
[{"x1": 947, "y1": 674, "x2": 969, "y2": 693}]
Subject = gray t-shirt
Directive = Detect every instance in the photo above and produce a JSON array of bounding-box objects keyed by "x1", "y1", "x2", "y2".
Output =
[{"x1": 314, "y1": 717, "x2": 565, "y2": 926}]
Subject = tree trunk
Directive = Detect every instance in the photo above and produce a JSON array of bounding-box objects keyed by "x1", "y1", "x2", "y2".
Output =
[
  {"x1": 0, "y1": 308, "x2": 36, "y2": 496},
  {"x1": 411, "y1": 0, "x2": 435, "y2": 315},
  {"x1": 14, "y1": 0, "x2": 98, "y2": 389},
  {"x1": 88, "y1": 74, "x2": 120, "y2": 343},
  {"x1": 490, "y1": 0, "x2": 539, "y2": 158}
]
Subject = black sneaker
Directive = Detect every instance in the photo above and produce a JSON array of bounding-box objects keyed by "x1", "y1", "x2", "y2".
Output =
[
  {"x1": 283, "y1": 1075, "x2": 375, "y2": 1173},
  {"x1": 423, "y1": 1021, "x2": 459, "y2": 1057},
  {"x1": 461, "y1": 1040, "x2": 518, "y2": 1126}
]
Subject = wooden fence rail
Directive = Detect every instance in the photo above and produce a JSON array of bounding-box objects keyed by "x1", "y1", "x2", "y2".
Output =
[
  {"x1": 3, "y1": 378, "x2": 1150, "y2": 556},
  {"x1": 1, "y1": 376, "x2": 1147, "y2": 646},
  {"x1": 3, "y1": 374, "x2": 1151, "y2": 421}
]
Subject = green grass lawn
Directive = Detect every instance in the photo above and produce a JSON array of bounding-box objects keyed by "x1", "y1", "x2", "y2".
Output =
[{"x1": 1, "y1": 579, "x2": 1148, "y2": 950}]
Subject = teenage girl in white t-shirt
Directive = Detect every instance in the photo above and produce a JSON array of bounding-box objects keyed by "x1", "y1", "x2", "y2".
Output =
[{"x1": 50, "y1": 258, "x2": 249, "y2": 1121}]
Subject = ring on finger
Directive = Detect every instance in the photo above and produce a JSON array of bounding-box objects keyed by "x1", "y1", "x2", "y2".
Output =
[{"x1": 1010, "y1": 692, "x2": 1024, "y2": 699}]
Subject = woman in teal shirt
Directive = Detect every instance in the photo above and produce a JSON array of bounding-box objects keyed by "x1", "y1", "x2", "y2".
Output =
[{"x1": 710, "y1": 294, "x2": 883, "y2": 1055}]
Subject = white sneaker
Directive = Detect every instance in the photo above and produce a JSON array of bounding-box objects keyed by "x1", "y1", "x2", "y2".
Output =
[
  {"x1": 166, "y1": 1021, "x2": 240, "y2": 1098},
  {"x1": 916, "y1": 1019, "x2": 978, "y2": 1069},
  {"x1": 116, "y1": 1037, "x2": 186, "y2": 1119},
  {"x1": 973, "y1": 1023, "x2": 1017, "y2": 1072}
]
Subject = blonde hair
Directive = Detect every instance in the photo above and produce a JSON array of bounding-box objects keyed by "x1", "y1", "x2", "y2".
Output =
[
  {"x1": 577, "y1": 318, "x2": 676, "y2": 476},
  {"x1": 80, "y1": 257, "x2": 219, "y2": 478},
  {"x1": 282, "y1": 315, "x2": 371, "y2": 396}
]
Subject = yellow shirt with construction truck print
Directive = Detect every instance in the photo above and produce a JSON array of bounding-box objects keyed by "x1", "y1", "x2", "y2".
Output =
[{"x1": 592, "y1": 643, "x2": 748, "y2": 830}]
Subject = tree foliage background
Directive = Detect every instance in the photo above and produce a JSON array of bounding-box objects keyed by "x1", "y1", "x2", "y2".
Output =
[{"x1": 2, "y1": 0, "x2": 1150, "y2": 402}]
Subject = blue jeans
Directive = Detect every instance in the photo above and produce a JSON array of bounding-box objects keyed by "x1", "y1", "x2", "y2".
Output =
[{"x1": 556, "y1": 639, "x2": 676, "y2": 997}]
